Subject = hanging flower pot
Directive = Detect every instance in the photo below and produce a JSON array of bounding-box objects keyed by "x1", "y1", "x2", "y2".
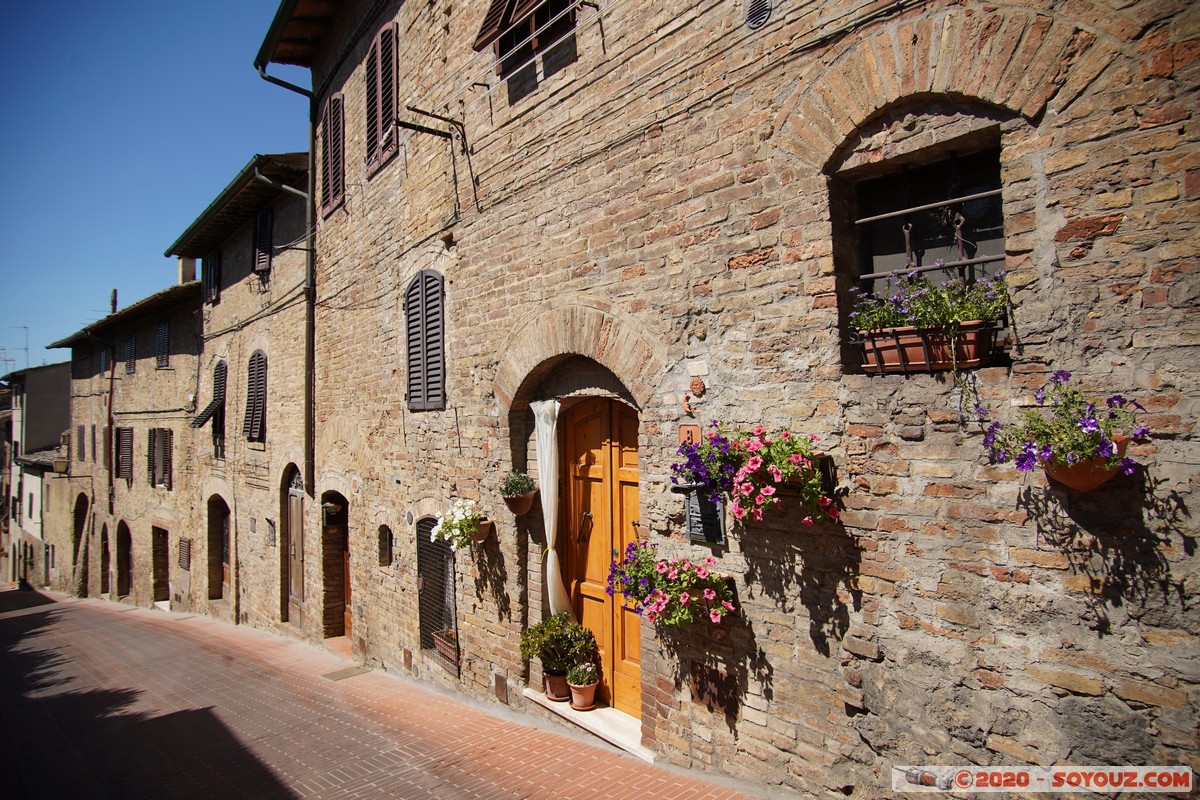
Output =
[
  {"x1": 470, "y1": 519, "x2": 494, "y2": 542},
  {"x1": 1044, "y1": 436, "x2": 1129, "y2": 492},
  {"x1": 858, "y1": 321, "x2": 995, "y2": 374},
  {"x1": 502, "y1": 490, "x2": 537, "y2": 516}
]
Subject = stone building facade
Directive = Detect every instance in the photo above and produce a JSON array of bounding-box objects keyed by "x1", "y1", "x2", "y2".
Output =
[
  {"x1": 51, "y1": 283, "x2": 202, "y2": 607},
  {"x1": 164, "y1": 153, "x2": 311, "y2": 629},
  {"x1": 255, "y1": 0, "x2": 1199, "y2": 793}
]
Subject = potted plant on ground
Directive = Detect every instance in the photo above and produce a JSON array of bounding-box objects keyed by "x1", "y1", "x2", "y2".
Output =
[
  {"x1": 499, "y1": 470, "x2": 538, "y2": 515},
  {"x1": 566, "y1": 660, "x2": 600, "y2": 711},
  {"x1": 607, "y1": 540, "x2": 737, "y2": 626},
  {"x1": 849, "y1": 268, "x2": 1009, "y2": 374},
  {"x1": 429, "y1": 499, "x2": 493, "y2": 549},
  {"x1": 671, "y1": 421, "x2": 837, "y2": 524},
  {"x1": 519, "y1": 611, "x2": 596, "y2": 701},
  {"x1": 980, "y1": 370, "x2": 1150, "y2": 492}
]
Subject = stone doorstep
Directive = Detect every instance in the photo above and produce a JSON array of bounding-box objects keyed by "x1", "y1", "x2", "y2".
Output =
[{"x1": 522, "y1": 687, "x2": 655, "y2": 764}]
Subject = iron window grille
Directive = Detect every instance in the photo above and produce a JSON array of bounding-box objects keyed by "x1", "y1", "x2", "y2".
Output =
[
  {"x1": 416, "y1": 516, "x2": 458, "y2": 673},
  {"x1": 474, "y1": 0, "x2": 578, "y2": 80}
]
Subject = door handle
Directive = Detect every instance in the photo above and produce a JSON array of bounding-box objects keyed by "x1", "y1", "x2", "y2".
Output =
[
  {"x1": 632, "y1": 520, "x2": 642, "y2": 538},
  {"x1": 576, "y1": 511, "x2": 592, "y2": 544}
]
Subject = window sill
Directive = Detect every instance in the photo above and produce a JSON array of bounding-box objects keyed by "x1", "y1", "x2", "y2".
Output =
[{"x1": 246, "y1": 441, "x2": 266, "y2": 452}]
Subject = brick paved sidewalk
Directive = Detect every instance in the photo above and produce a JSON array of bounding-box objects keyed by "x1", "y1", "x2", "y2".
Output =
[{"x1": 0, "y1": 587, "x2": 778, "y2": 799}]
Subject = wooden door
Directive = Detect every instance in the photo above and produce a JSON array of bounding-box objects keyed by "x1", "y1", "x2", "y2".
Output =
[
  {"x1": 562, "y1": 398, "x2": 641, "y2": 717},
  {"x1": 287, "y1": 489, "x2": 303, "y2": 623},
  {"x1": 221, "y1": 512, "x2": 231, "y2": 598},
  {"x1": 343, "y1": 528, "x2": 352, "y2": 637}
]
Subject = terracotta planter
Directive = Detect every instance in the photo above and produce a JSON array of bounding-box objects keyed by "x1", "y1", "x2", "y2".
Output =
[
  {"x1": 470, "y1": 519, "x2": 494, "y2": 543},
  {"x1": 431, "y1": 629, "x2": 458, "y2": 661},
  {"x1": 502, "y1": 489, "x2": 537, "y2": 516},
  {"x1": 569, "y1": 681, "x2": 598, "y2": 711},
  {"x1": 544, "y1": 673, "x2": 570, "y2": 702},
  {"x1": 1044, "y1": 437, "x2": 1129, "y2": 492},
  {"x1": 859, "y1": 321, "x2": 994, "y2": 374}
]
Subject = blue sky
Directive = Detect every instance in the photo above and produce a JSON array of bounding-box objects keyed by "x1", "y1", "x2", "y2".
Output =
[{"x1": 0, "y1": 0, "x2": 310, "y2": 372}]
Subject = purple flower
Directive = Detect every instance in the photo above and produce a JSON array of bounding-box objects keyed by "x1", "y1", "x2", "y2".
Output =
[
  {"x1": 1066, "y1": 452, "x2": 1079, "y2": 465},
  {"x1": 994, "y1": 449, "x2": 1010, "y2": 464},
  {"x1": 1097, "y1": 438, "x2": 1115, "y2": 458},
  {"x1": 1121, "y1": 457, "x2": 1137, "y2": 475},
  {"x1": 1106, "y1": 395, "x2": 1127, "y2": 408},
  {"x1": 1014, "y1": 451, "x2": 1038, "y2": 471},
  {"x1": 1134, "y1": 426, "x2": 1150, "y2": 438},
  {"x1": 1079, "y1": 417, "x2": 1099, "y2": 433},
  {"x1": 1051, "y1": 370, "x2": 1072, "y2": 384},
  {"x1": 1040, "y1": 445, "x2": 1054, "y2": 461},
  {"x1": 1034, "y1": 386, "x2": 1046, "y2": 405},
  {"x1": 982, "y1": 422, "x2": 1001, "y2": 447}
]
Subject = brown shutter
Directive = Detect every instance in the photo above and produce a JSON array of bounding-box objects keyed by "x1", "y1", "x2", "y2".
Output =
[
  {"x1": 156, "y1": 321, "x2": 169, "y2": 368},
  {"x1": 104, "y1": 426, "x2": 112, "y2": 470},
  {"x1": 330, "y1": 97, "x2": 344, "y2": 205},
  {"x1": 365, "y1": 37, "x2": 380, "y2": 162},
  {"x1": 77, "y1": 425, "x2": 86, "y2": 462},
  {"x1": 164, "y1": 428, "x2": 173, "y2": 490},
  {"x1": 379, "y1": 24, "x2": 396, "y2": 159},
  {"x1": 118, "y1": 428, "x2": 133, "y2": 482},
  {"x1": 405, "y1": 270, "x2": 445, "y2": 411},
  {"x1": 511, "y1": 0, "x2": 543, "y2": 23},
  {"x1": 254, "y1": 211, "x2": 273, "y2": 273},
  {"x1": 474, "y1": 0, "x2": 515, "y2": 51},
  {"x1": 125, "y1": 332, "x2": 136, "y2": 374},
  {"x1": 203, "y1": 252, "x2": 222, "y2": 302},
  {"x1": 147, "y1": 428, "x2": 157, "y2": 484},
  {"x1": 243, "y1": 351, "x2": 267, "y2": 441},
  {"x1": 91, "y1": 425, "x2": 96, "y2": 463}
]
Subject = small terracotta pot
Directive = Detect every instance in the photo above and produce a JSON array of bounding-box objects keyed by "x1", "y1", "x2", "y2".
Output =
[
  {"x1": 470, "y1": 519, "x2": 494, "y2": 542},
  {"x1": 544, "y1": 673, "x2": 570, "y2": 702},
  {"x1": 1043, "y1": 436, "x2": 1129, "y2": 492},
  {"x1": 569, "y1": 681, "x2": 598, "y2": 711},
  {"x1": 502, "y1": 490, "x2": 538, "y2": 516}
]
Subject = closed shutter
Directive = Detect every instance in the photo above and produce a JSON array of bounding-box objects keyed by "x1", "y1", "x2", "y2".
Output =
[
  {"x1": 203, "y1": 252, "x2": 222, "y2": 303},
  {"x1": 156, "y1": 321, "x2": 169, "y2": 368},
  {"x1": 405, "y1": 270, "x2": 446, "y2": 411},
  {"x1": 243, "y1": 351, "x2": 267, "y2": 442},
  {"x1": 76, "y1": 425, "x2": 85, "y2": 462},
  {"x1": 321, "y1": 95, "x2": 345, "y2": 213},
  {"x1": 118, "y1": 428, "x2": 133, "y2": 482},
  {"x1": 99, "y1": 348, "x2": 109, "y2": 375},
  {"x1": 125, "y1": 332, "x2": 136, "y2": 374},
  {"x1": 254, "y1": 211, "x2": 273, "y2": 273},
  {"x1": 91, "y1": 425, "x2": 96, "y2": 463},
  {"x1": 365, "y1": 24, "x2": 398, "y2": 170},
  {"x1": 104, "y1": 426, "x2": 111, "y2": 470}
]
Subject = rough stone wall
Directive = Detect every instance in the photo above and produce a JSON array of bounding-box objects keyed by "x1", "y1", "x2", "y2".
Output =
[
  {"x1": 191, "y1": 190, "x2": 309, "y2": 630},
  {"x1": 64, "y1": 303, "x2": 202, "y2": 609},
  {"x1": 304, "y1": 0, "x2": 1197, "y2": 795}
]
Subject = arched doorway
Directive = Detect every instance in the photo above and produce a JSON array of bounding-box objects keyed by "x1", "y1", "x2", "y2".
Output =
[
  {"x1": 100, "y1": 525, "x2": 110, "y2": 594},
  {"x1": 72, "y1": 493, "x2": 89, "y2": 595},
  {"x1": 207, "y1": 496, "x2": 231, "y2": 601},
  {"x1": 320, "y1": 492, "x2": 350, "y2": 638},
  {"x1": 561, "y1": 397, "x2": 642, "y2": 716},
  {"x1": 281, "y1": 467, "x2": 304, "y2": 624},
  {"x1": 115, "y1": 522, "x2": 132, "y2": 598}
]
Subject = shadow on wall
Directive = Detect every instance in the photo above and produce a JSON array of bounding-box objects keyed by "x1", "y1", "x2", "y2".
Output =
[
  {"x1": 0, "y1": 593, "x2": 296, "y2": 799},
  {"x1": 1016, "y1": 469, "x2": 1193, "y2": 636}
]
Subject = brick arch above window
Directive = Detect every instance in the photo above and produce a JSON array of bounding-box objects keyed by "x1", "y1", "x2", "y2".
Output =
[{"x1": 773, "y1": 7, "x2": 1121, "y2": 170}]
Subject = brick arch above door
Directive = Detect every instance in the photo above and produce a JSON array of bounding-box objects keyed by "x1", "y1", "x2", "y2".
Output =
[
  {"x1": 493, "y1": 298, "x2": 670, "y2": 411},
  {"x1": 773, "y1": 3, "x2": 1126, "y2": 171}
]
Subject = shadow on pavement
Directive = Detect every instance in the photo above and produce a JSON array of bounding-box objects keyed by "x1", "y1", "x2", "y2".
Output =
[{"x1": 0, "y1": 590, "x2": 297, "y2": 799}]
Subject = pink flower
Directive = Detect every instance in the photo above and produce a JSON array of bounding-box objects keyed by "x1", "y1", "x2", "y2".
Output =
[
  {"x1": 760, "y1": 485, "x2": 776, "y2": 497},
  {"x1": 828, "y1": 507, "x2": 840, "y2": 520},
  {"x1": 710, "y1": 610, "x2": 723, "y2": 623},
  {"x1": 768, "y1": 466, "x2": 783, "y2": 482},
  {"x1": 810, "y1": 434, "x2": 820, "y2": 441},
  {"x1": 680, "y1": 592, "x2": 691, "y2": 606},
  {"x1": 802, "y1": 516, "x2": 814, "y2": 526},
  {"x1": 703, "y1": 587, "x2": 717, "y2": 600},
  {"x1": 753, "y1": 425, "x2": 764, "y2": 435},
  {"x1": 746, "y1": 439, "x2": 764, "y2": 453},
  {"x1": 741, "y1": 482, "x2": 754, "y2": 497},
  {"x1": 746, "y1": 455, "x2": 763, "y2": 472},
  {"x1": 781, "y1": 431, "x2": 791, "y2": 439},
  {"x1": 818, "y1": 495, "x2": 832, "y2": 507},
  {"x1": 755, "y1": 494, "x2": 767, "y2": 505},
  {"x1": 667, "y1": 568, "x2": 679, "y2": 580},
  {"x1": 751, "y1": 508, "x2": 764, "y2": 522},
  {"x1": 695, "y1": 566, "x2": 709, "y2": 578},
  {"x1": 731, "y1": 501, "x2": 747, "y2": 519},
  {"x1": 655, "y1": 561, "x2": 668, "y2": 574},
  {"x1": 647, "y1": 611, "x2": 658, "y2": 622},
  {"x1": 788, "y1": 453, "x2": 804, "y2": 464},
  {"x1": 722, "y1": 601, "x2": 735, "y2": 612},
  {"x1": 704, "y1": 557, "x2": 716, "y2": 566},
  {"x1": 705, "y1": 430, "x2": 717, "y2": 439}
]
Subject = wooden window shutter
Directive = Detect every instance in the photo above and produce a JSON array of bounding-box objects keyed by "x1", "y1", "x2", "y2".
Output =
[
  {"x1": 104, "y1": 426, "x2": 112, "y2": 470},
  {"x1": 473, "y1": 0, "x2": 514, "y2": 51},
  {"x1": 91, "y1": 425, "x2": 96, "y2": 463},
  {"x1": 147, "y1": 428, "x2": 157, "y2": 484},
  {"x1": 404, "y1": 270, "x2": 445, "y2": 412},
  {"x1": 76, "y1": 425, "x2": 85, "y2": 462},
  {"x1": 365, "y1": 37, "x2": 380, "y2": 162},
  {"x1": 254, "y1": 211, "x2": 273, "y2": 273},
  {"x1": 243, "y1": 351, "x2": 267, "y2": 442},
  {"x1": 156, "y1": 321, "x2": 169, "y2": 368},
  {"x1": 203, "y1": 252, "x2": 221, "y2": 302},
  {"x1": 118, "y1": 428, "x2": 133, "y2": 482},
  {"x1": 511, "y1": 0, "x2": 543, "y2": 23},
  {"x1": 163, "y1": 428, "x2": 173, "y2": 490},
  {"x1": 365, "y1": 24, "x2": 398, "y2": 171},
  {"x1": 321, "y1": 95, "x2": 345, "y2": 213},
  {"x1": 100, "y1": 348, "x2": 109, "y2": 375},
  {"x1": 124, "y1": 332, "x2": 136, "y2": 374}
]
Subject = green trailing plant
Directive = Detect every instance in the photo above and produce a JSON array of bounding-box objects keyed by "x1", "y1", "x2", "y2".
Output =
[
  {"x1": 607, "y1": 540, "x2": 736, "y2": 626},
  {"x1": 519, "y1": 611, "x2": 596, "y2": 675},
  {"x1": 429, "y1": 498, "x2": 485, "y2": 550},
  {"x1": 848, "y1": 268, "x2": 1009, "y2": 331},
  {"x1": 499, "y1": 470, "x2": 536, "y2": 497}
]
